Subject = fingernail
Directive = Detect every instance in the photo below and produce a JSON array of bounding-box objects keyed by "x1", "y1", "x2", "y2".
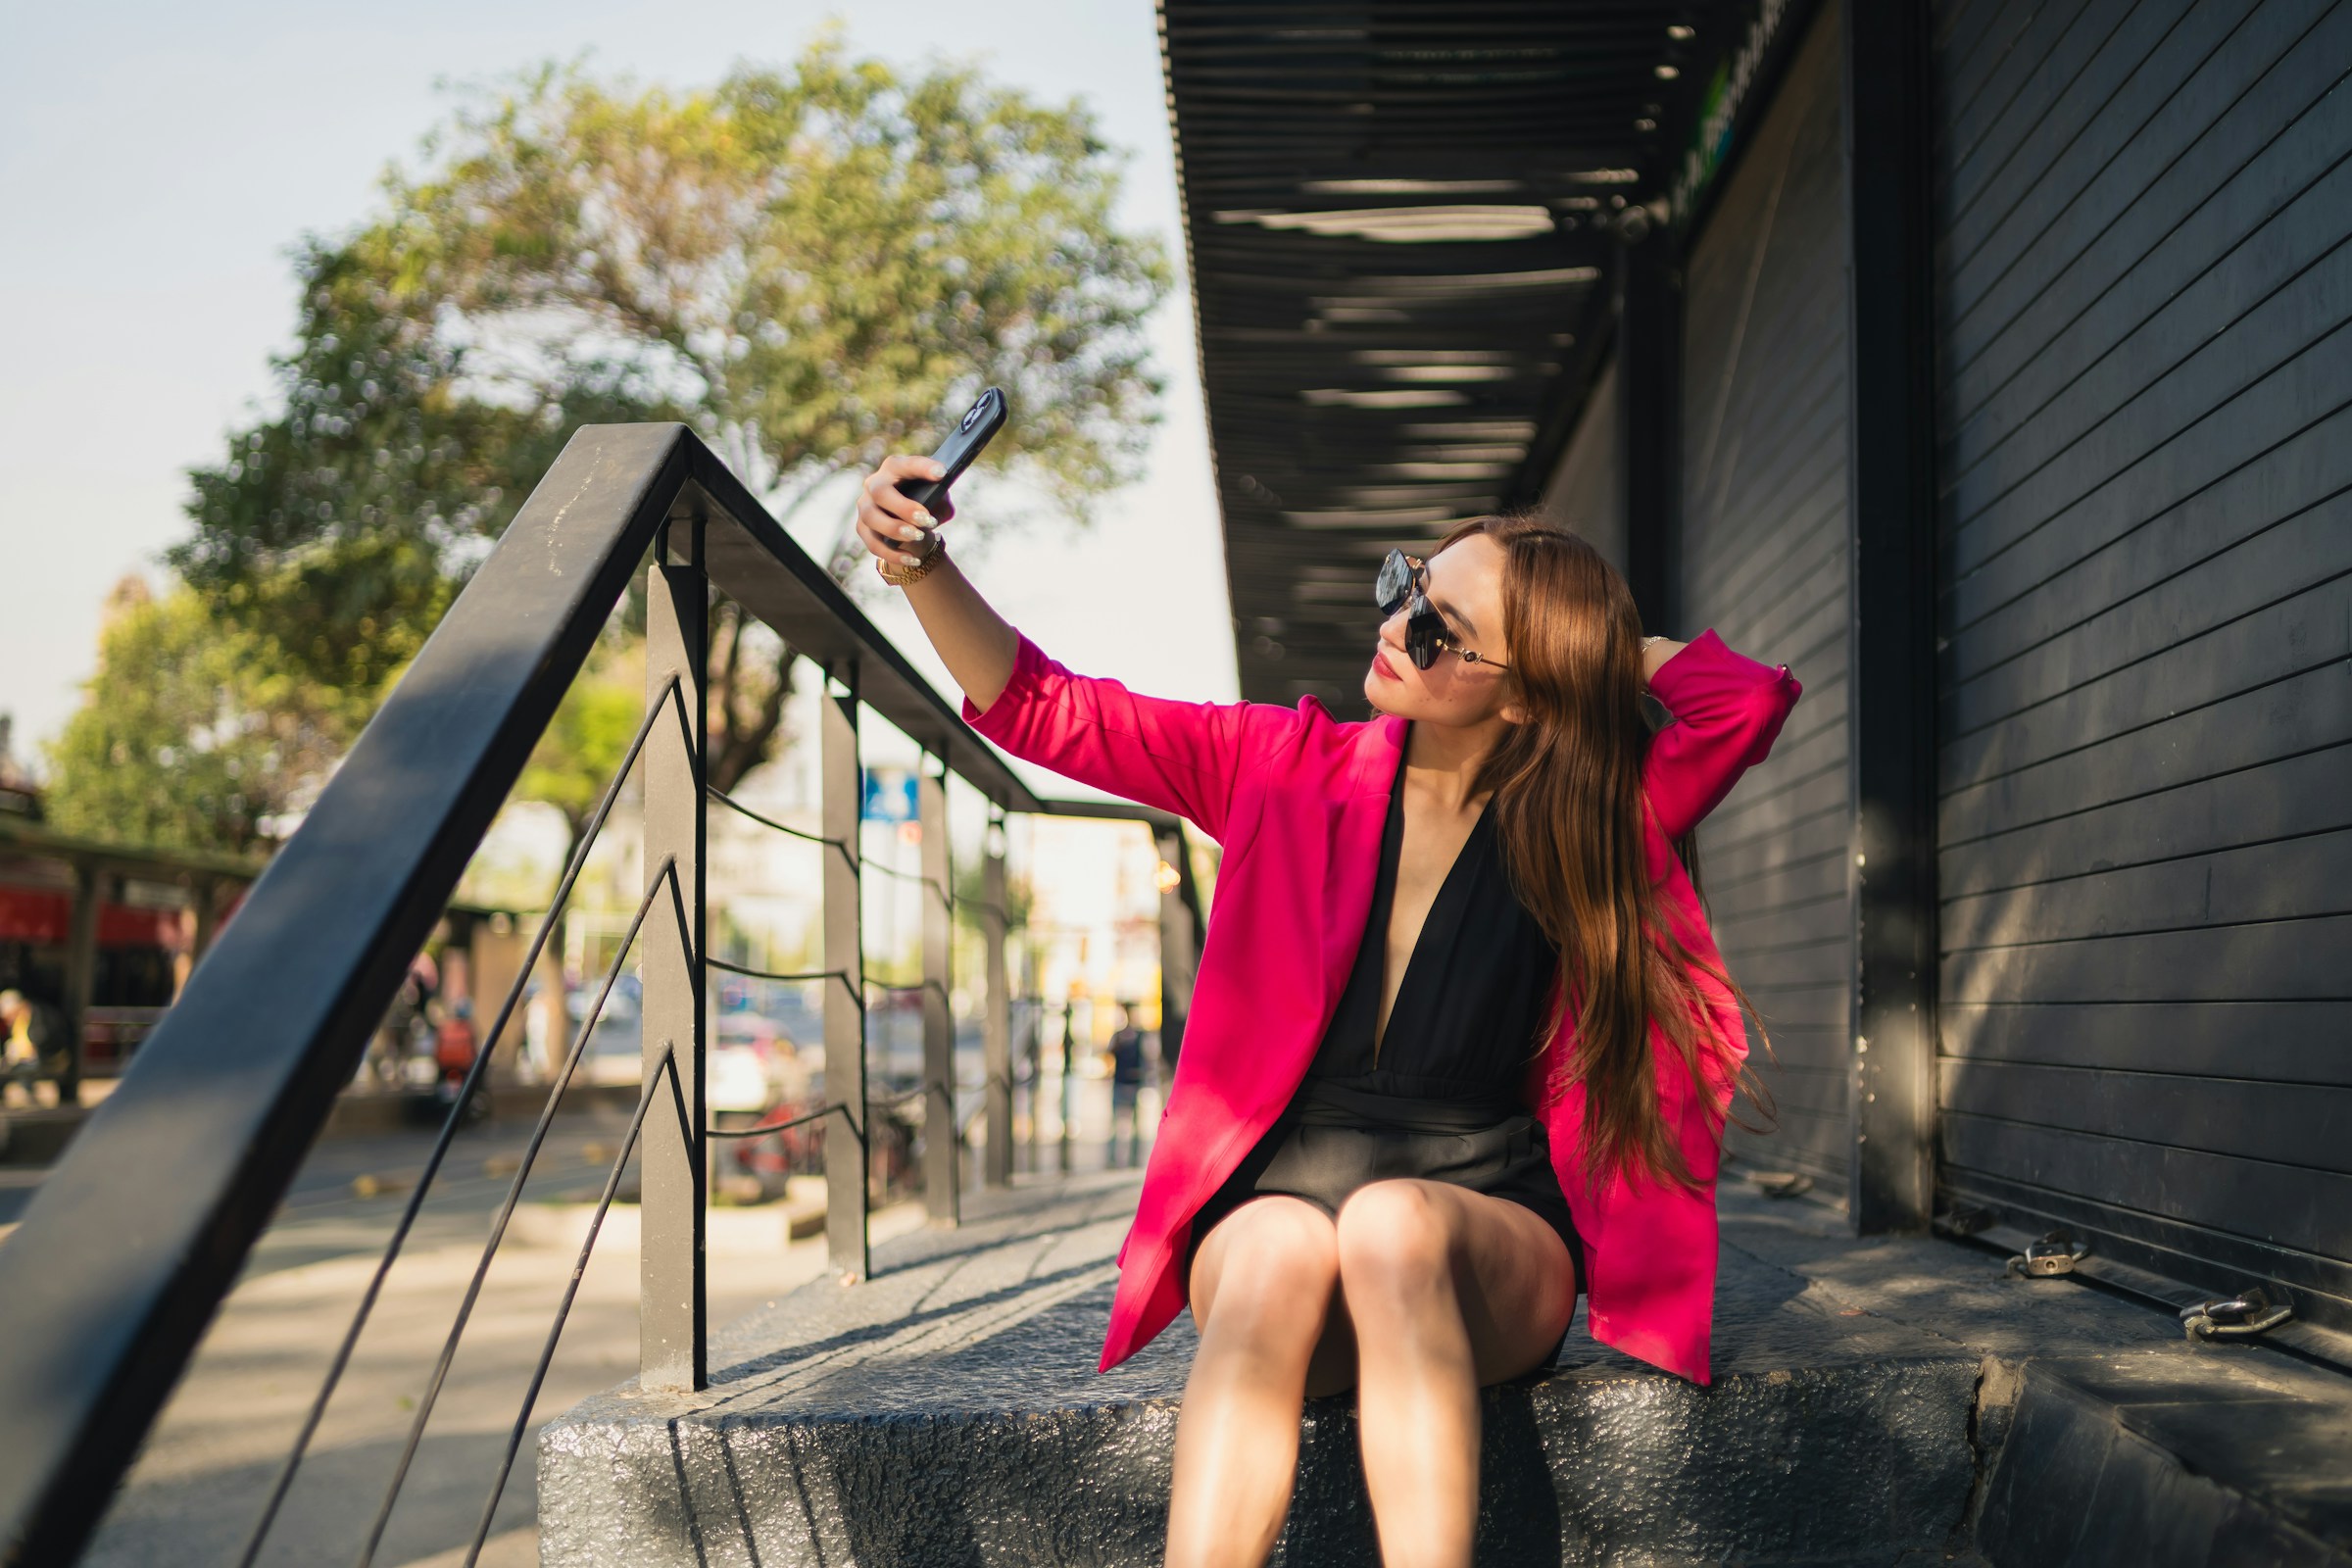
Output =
[
  {"x1": 912, "y1": 510, "x2": 933, "y2": 526},
  {"x1": 897, "y1": 525, "x2": 924, "y2": 542},
  {"x1": 900, "y1": 554, "x2": 922, "y2": 566}
]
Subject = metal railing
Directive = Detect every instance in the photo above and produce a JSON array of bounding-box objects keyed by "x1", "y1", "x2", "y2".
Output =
[{"x1": 0, "y1": 424, "x2": 1214, "y2": 1565}]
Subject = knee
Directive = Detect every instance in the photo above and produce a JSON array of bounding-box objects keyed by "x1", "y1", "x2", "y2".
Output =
[
  {"x1": 1335, "y1": 1181, "x2": 1455, "y2": 1302},
  {"x1": 1210, "y1": 1203, "x2": 1339, "y2": 1328}
]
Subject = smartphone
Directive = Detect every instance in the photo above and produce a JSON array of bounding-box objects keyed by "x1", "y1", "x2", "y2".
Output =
[{"x1": 896, "y1": 386, "x2": 1008, "y2": 512}]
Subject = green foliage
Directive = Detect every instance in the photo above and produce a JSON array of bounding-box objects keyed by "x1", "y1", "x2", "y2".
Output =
[
  {"x1": 517, "y1": 635, "x2": 645, "y2": 842},
  {"x1": 384, "y1": 43, "x2": 1169, "y2": 512},
  {"x1": 172, "y1": 241, "x2": 672, "y2": 697},
  {"x1": 43, "y1": 581, "x2": 348, "y2": 856},
  {"x1": 168, "y1": 38, "x2": 1170, "y2": 804}
]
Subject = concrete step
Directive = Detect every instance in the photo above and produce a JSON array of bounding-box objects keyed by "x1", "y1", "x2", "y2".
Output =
[{"x1": 540, "y1": 1173, "x2": 2352, "y2": 1567}]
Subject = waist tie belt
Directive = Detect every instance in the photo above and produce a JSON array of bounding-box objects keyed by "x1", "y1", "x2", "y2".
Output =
[{"x1": 1288, "y1": 1076, "x2": 1530, "y2": 1137}]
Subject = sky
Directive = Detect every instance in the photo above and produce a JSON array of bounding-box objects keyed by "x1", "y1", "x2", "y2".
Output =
[{"x1": 0, "y1": 0, "x2": 1237, "y2": 770}]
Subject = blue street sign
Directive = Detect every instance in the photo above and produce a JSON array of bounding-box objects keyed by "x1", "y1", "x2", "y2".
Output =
[{"x1": 861, "y1": 768, "x2": 917, "y2": 823}]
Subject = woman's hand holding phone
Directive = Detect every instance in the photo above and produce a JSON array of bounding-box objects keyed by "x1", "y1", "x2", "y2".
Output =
[
  {"x1": 850, "y1": 452, "x2": 1019, "y2": 710},
  {"x1": 857, "y1": 455, "x2": 954, "y2": 570}
]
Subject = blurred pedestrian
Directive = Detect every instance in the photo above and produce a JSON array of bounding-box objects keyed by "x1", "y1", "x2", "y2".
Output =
[
  {"x1": 0, "y1": 989, "x2": 66, "y2": 1108},
  {"x1": 1106, "y1": 1004, "x2": 1146, "y2": 1167}
]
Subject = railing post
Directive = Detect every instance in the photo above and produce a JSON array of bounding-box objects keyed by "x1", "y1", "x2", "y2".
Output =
[
  {"x1": 1152, "y1": 823, "x2": 1199, "y2": 1080},
  {"x1": 918, "y1": 756, "x2": 957, "y2": 1224},
  {"x1": 59, "y1": 860, "x2": 98, "y2": 1105},
  {"x1": 981, "y1": 811, "x2": 1012, "y2": 1188},
  {"x1": 822, "y1": 660, "x2": 869, "y2": 1282},
  {"x1": 1058, "y1": 1002, "x2": 1075, "y2": 1174},
  {"x1": 641, "y1": 518, "x2": 708, "y2": 1392}
]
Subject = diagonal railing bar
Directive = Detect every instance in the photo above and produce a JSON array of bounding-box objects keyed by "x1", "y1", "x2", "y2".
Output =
[
  {"x1": 353, "y1": 855, "x2": 678, "y2": 1568},
  {"x1": 461, "y1": 1043, "x2": 678, "y2": 1568},
  {"x1": 232, "y1": 674, "x2": 683, "y2": 1568}
]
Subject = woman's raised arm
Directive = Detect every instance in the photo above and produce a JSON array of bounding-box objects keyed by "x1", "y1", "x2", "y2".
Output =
[
  {"x1": 851, "y1": 454, "x2": 1289, "y2": 843},
  {"x1": 854, "y1": 453, "x2": 1021, "y2": 710}
]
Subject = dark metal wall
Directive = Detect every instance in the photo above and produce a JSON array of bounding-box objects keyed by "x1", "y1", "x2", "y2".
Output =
[
  {"x1": 1928, "y1": 0, "x2": 2352, "y2": 1326},
  {"x1": 1675, "y1": 3, "x2": 1856, "y2": 1185},
  {"x1": 1536, "y1": 352, "x2": 1628, "y2": 576}
]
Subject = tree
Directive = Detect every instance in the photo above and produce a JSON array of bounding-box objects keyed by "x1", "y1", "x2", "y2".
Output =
[
  {"x1": 514, "y1": 631, "x2": 645, "y2": 974},
  {"x1": 43, "y1": 579, "x2": 347, "y2": 856},
  {"x1": 175, "y1": 40, "x2": 1169, "y2": 792},
  {"x1": 172, "y1": 239, "x2": 680, "y2": 701}
]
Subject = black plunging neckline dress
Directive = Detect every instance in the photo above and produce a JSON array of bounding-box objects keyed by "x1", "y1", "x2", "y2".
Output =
[{"x1": 1188, "y1": 737, "x2": 1584, "y2": 1284}]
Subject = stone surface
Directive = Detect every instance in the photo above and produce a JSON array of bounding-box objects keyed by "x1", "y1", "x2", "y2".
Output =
[
  {"x1": 540, "y1": 1174, "x2": 2352, "y2": 1566},
  {"x1": 541, "y1": 1173, "x2": 1987, "y2": 1566}
]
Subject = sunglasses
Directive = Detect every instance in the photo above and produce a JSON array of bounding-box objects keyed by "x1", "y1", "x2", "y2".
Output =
[{"x1": 1375, "y1": 549, "x2": 1511, "y2": 672}]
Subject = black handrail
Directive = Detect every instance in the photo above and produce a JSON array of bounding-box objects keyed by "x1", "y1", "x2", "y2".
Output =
[
  {"x1": 233, "y1": 675, "x2": 685, "y2": 1568},
  {"x1": 0, "y1": 423, "x2": 1040, "y2": 1565}
]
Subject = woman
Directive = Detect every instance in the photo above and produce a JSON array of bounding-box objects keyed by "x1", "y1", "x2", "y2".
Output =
[{"x1": 856, "y1": 455, "x2": 1800, "y2": 1568}]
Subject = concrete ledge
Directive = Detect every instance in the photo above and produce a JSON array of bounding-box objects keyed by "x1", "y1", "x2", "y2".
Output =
[
  {"x1": 541, "y1": 1174, "x2": 1990, "y2": 1566},
  {"x1": 542, "y1": 1175, "x2": 2352, "y2": 1566}
]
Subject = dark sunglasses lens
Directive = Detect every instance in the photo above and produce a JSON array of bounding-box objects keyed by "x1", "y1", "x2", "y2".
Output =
[
  {"x1": 1405, "y1": 610, "x2": 1444, "y2": 669},
  {"x1": 1375, "y1": 551, "x2": 1412, "y2": 613}
]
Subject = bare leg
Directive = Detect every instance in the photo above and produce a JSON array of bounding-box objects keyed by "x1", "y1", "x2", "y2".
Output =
[
  {"x1": 1334, "y1": 1180, "x2": 1576, "y2": 1568},
  {"x1": 1166, "y1": 1198, "x2": 1344, "y2": 1568}
]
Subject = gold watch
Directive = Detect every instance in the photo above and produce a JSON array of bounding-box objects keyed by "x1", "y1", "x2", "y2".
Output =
[{"x1": 877, "y1": 531, "x2": 946, "y2": 587}]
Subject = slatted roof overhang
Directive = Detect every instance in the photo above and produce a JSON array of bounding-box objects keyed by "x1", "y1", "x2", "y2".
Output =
[{"x1": 1157, "y1": 1, "x2": 1765, "y2": 705}]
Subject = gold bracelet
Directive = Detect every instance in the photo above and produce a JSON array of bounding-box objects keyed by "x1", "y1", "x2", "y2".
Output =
[{"x1": 877, "y1": 532, "x2": 946, "y2": 587}]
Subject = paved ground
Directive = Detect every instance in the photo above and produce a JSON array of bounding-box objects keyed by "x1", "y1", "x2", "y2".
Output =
[{"x1": 24, "y1": 1105, "x2": 927, "y2": 1568}]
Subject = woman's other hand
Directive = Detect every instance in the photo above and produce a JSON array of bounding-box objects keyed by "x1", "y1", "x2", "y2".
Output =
[
  {"x1": 856, "y1": 455, "x2": 956, "y2": 570},
  {"x1": 1641, "y1": 636, "x2": 1688, "y2": 685}
]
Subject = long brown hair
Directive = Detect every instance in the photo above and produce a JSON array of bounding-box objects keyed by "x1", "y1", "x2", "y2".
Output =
[{"x1": 1442, "y1": 513, "x2": 1773, "y2": 1191}]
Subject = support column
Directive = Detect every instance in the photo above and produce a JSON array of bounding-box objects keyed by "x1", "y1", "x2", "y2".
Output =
[
  {"x1": 190, "y1": 877, "x2": 220, "y2": 964},
  {"x1": 822, "y1": 661, "x2": 869, "y2": 1281},
  {"x1": 981, "y1": 811, "x2": 1012, "y2": 1189},
  {"x1": 1617, "y1": 226, "x2": 1683, "y2": 638},
  {"x1": 60, "y1": 862, "x2": 98, "y2": 1106},
  {"x1": 1152, "y1": 823, "x2": 1200, "y2": 1081},
  {"x1": 1842, "y1": 0, "x2": 1938, "y2": 1234},
  {"x1": 918, "y1": 757, "x2": 956, "y2": 1225},
  {"x1": 640, "y1": 520, "x2": 708, "y2": 1392},
  {"x1": 1057, "y1": 1003, "x2": 1075, "y2": 1175}
]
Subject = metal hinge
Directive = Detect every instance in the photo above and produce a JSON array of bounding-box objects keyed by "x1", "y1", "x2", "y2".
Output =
[
  {"x1": 2180, "y1": 1286, "x2": 2295, "y2": 1341},
  {"x1": 2007, "y1": 1231, "x2": 2089, "y2": 1278}
]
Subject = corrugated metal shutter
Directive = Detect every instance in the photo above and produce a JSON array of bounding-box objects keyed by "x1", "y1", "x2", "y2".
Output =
[
  {"x1": 1537, "y1": 352, "x2": 1629, "y2": 577},
  {"x1": 1678, "y1": 4, "x2": 1856, "y2": 1188},
  {"x1": 1931, "y1": 0, "x2": 2352, "y2": 1328}
]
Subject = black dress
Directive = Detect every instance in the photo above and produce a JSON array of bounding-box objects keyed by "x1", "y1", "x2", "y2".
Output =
[{"x1": 1189, "y1": 739, "x2": 1584, "y2": 1288}]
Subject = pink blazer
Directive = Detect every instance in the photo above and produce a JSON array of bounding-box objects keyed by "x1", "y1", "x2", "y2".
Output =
[{"x1": 964, "y1": 629, "x2": 1801, "y2": 1384}]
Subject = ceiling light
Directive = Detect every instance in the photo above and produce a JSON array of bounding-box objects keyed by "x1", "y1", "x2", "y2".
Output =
[
  {"x1": 1381, "y1": 365, "x2": 1514, "y2": 383},
  {"x1": 1668, "y1": 24, "x2": 1696, "y2": 40},
  {"x1": 1352, "y1": 349, "x2": 1513, "y2": 366},
  {"x1": 1635, "y1": 117, "x2": 1658, "y2": 132},
  {"x1": 1655, "y1": 64, "x2": 1681, "y2": 79},
  {"x1": 1215, "y1": 205, "x2": 1555, "y2": 243},
  {"x1": 1566, "y1": 169, "x2": 1642, "y2": 185},
  {"x1": 1300, "y1": 388, "x2": 1470, "y2": 409},
  {"x1": 1303, "y1": 178, "x2": 1523, "y2": 195},
  {"x1": 1371, "y1": 462, "x2": 1515, "y2": 479},
  {"x1": 1396, "y1": 419, "x2": 1537, "y2": 440}
]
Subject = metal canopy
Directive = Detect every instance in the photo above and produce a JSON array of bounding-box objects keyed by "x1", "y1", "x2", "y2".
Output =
[{"x1": 1158, "y1": 0, "x2": 1752, "y2": 704}]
